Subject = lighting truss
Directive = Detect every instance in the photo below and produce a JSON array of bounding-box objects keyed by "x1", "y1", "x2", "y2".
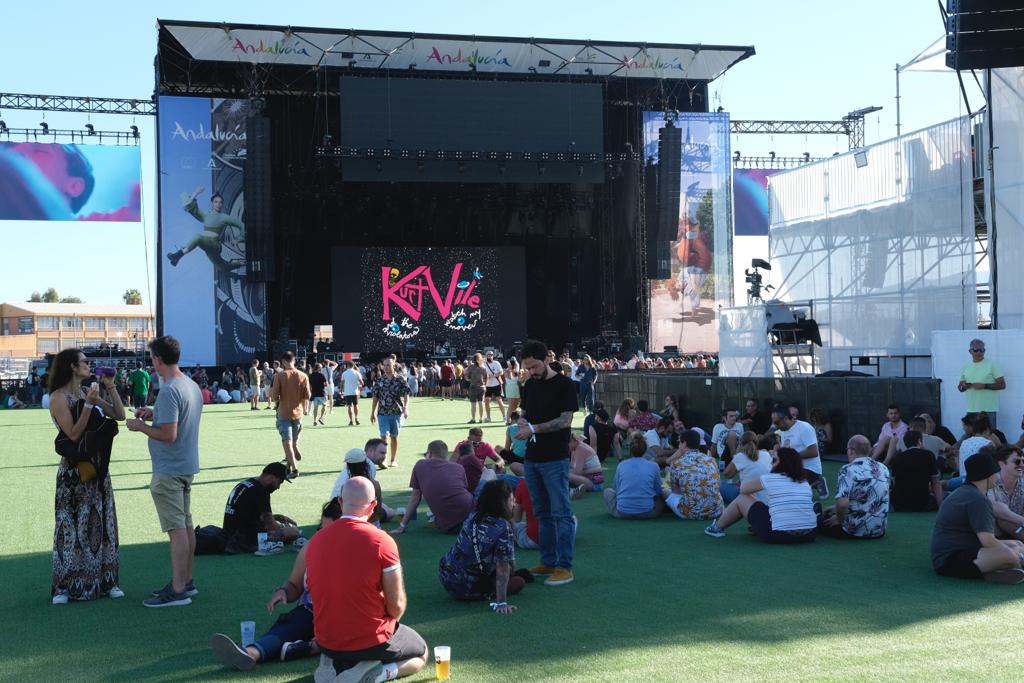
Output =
[
  {"x1": 0, "y1": 127, "x2": 141, "y2": 144},
  {"x1": 0, "y1": 93, "x2": 156, "y2": 116},
  {"x1": 731, "y1": 106, "x2": 882, "y2": 150},
  {"x1": 732, "y1": 155, "x2": 823, "y2": 168},
  {"x1": 315, "y1": 147, "x2": 641, "y2": 162}
]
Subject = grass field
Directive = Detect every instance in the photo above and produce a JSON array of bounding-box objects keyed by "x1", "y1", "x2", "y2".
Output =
[{"x1": 2, "y1": 397, "x2": 1021, "y2": 683}]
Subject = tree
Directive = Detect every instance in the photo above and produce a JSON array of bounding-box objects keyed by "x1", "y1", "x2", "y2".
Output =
[
  {"x1": 123, "y1": 289, "x2": 143, "y2": 305},
  {"x1": 59, "y1": 296, "x2": 83, "y2": 303},
  {"x1": 42, "y1": 288, "x2": 60, "y2": 303},
  {"x1": 27, "y1": 292, "x2": 42, "y2": 302}
]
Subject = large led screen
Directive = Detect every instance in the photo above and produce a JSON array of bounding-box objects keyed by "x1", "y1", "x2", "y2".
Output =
[
  {"x1": 332, "y1": 247, "x2": 526, "y2": 353},
  {"x1": 0, "y1": 142, "x2": 141, "y2": 221}
]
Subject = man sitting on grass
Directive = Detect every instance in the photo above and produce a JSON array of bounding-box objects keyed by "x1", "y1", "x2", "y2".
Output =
[
  {"x1": 307, "y1": 477, "x2": 428, "y2": 683},
  {"x1": 930, "y1": 448, "x2": 1024, "y2": 584},
  {"x1": 887, "y1": 430, "x2": 944, "y2": 512},
  {"x1": 819, "y1": 435, "x2": 890, "y2": 539},
  {"x1": 223, "y1": 462, "x2": 300, "y2": 554},
  {"x1": 210, "y1": 500, "x2": 341, "y2": 671},
  {"x1": 603, "y1": 432, "x2": 666, "y2": 519},
  {"x1": 391, "y1": 440, "x2": 474, "y2": 535},
  {"x1": 643, "y1": 417, "x2": 676, "y2": 467}
]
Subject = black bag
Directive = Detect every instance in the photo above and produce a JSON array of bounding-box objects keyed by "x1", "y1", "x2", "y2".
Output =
[
  {"x1": 54, "y1": 398, "x2": 119, "y2": 481},
  {"x1": 194, "y1": 525, "x2": 229, "y2": 555}
]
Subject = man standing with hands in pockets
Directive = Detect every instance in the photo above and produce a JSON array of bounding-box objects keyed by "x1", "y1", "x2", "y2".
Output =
[
  {"x1": 126, "y1": 336, "x2": 204, "y2": 608},
  {"x1": 513, "y1": 340, "x2": 579, "y2": 586}
]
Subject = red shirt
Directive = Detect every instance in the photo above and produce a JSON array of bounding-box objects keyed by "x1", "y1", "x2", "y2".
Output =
[
  {"x1": 440, "y1": 365, "x2": 454, "y2": 381},
  {"x1": 455, "y1": 439, "x2": 497, "y2": 465},
  {"x1": 306, "y1": 518, "x2": 401, "y2": 652},
  {"x1": 514, "y1": 479, "x2": 538, "y2": 544}
]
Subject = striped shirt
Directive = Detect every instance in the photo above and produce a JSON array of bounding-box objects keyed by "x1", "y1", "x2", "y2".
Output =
[{"x1": 760, "y1": 473, "x2": 816, "y2": 531}]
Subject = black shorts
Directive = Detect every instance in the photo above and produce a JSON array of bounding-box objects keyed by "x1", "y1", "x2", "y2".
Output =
[
  {"x1": 747, "y1": 502, "x2": 816, "y2": 545},
  {"x1": 131, "y1": 394, "x2": 147, "y2": 409},
  {"x1": 469, "y1": 386, "x2": 485, "y2": 402},
  {"x1": 440, "y1": 379, "x2": 452, "y2": 388},
  {"x1": 935, "y1": 548, "x2": 983, "y2": 579},
  {"x1": 321, "y1": 623, "x2": 427, "y2": 670},
  {"x1": 344, "y1": 395, "x2": 358, "y2": 406},
  {"x1": 485, "y1": 385, "x2": 503, "y2": 398}
]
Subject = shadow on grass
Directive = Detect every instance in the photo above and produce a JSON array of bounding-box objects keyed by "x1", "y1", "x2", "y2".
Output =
[{"x1": 115, "y1": 471, "x2": 339, "y2": 492}]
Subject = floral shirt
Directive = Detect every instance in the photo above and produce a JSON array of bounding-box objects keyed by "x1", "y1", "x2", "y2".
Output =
[
  {"x1": 835, "y1": 457, "x2": 890, "y2": 538},
  {"x1": 438, "y1": 515, "x2": 515, "y2": 600},
  {"x1": 991, "y1": 476, "x2": 1024, "y2": 517},
  {"x1": 373, "y1": 376, "x2": 410, "y2": 415},
  {"x1": 668, "y1": 452, "x2": 724, "y2": 520}
]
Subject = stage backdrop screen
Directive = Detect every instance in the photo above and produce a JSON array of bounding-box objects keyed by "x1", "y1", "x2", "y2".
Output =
[
  {"x1": 339, "y1": 77, "x2": 604, "y2": 183},
  {"x1": 332, "y1": 247, "x2": 526, "y2": 353},
  {"x1": 157, "y1": 96, "x2": 266, "y2": 366},
  {"x1": 0, "y1": 142, "x2": 140, "y2": 221}
]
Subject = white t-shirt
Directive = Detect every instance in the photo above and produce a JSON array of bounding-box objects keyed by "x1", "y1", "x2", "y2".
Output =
[
  {"x1": 760, "y1": 473, "x2": 816, "y2": 530},
  {"x1": 732, "y1": 450, "x2": 773, "y2": 503},
  {"x1": 644, "y1": 428, "x2": 670, "y2": 451},
  {"x1": 330, "y1": 461, "x2": 378, "y2": 499},
  {"x1": 342, "y1": 368, "x2": 362, "y2": 396},
  {"x1": 777, "y1": 420, "x2": 822, "y2": 474},
  {"x1": 216, "y1": 388, "x2": 231, "y2": 404},
  {"x1": 484, "y1": 361, "x2": 503, "y2": 388},
  {"x1": 711, "y1": 422, "x2": 744, "y2": 451},
  {"x1": 322, "y1": 365, "x2": 335, "y2": 390}
]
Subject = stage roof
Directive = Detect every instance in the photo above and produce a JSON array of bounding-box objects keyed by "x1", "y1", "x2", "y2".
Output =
[{"x1": 157, "y1": 19, "x2": 754, "y2": 82}]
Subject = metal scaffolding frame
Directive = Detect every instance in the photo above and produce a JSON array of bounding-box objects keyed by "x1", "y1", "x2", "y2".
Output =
[
  {"x1": 0, "y1": 92, "x2": 156, "y2": 116},
  {"x1": 731, "y1": 106, "x2": 883, "y2": 150}
]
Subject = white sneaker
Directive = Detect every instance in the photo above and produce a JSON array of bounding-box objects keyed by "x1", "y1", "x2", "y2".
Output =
[
  {"x1": 255, "y1": 542, "x2": 285, "y2": 556},
  {"x1": 108, "y1": 586, "x2": 125, "y2": 599},
  {"x1": 51, "y1": 592, "x2": 69, "y2": 605},
  {"x1": 338, "y1": 660, "x2": 384, "y2": 683}
]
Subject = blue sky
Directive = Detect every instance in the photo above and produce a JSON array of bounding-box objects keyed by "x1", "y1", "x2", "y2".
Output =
[{"x1": 0, "y1": 0, "x2": 979, "y2": 308}]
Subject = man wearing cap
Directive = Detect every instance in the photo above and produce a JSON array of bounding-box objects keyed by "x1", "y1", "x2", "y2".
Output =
[
  {"x1": 931, "y1": 448, "x2": 1024, "y2": 583},
  {"x1": 223, "y1": 462, "x2": 300, "y2": 554},
  {"x1": 958, "y1": 339, "x2": 1005, "y2": 428},
  {"x1": 330, "y1": 448, "x2": 379, "y2": 500}
]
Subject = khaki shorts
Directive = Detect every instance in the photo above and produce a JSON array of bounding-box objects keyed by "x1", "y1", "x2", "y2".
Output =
[{"x1": 150, "y1": 473, "x2": 194, "y2": 532}]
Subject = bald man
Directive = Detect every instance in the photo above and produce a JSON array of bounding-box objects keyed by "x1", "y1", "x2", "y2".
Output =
[
  {"x1": 306, "y1": 478, "x2": 426, "y2": 683},
  {"x1": 819, "y1": 435, "x2": 890, "y2": 540}
]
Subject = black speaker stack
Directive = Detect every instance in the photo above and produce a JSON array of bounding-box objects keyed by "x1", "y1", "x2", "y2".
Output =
[
  {"x1": 244, "y1": 112, "x2": 275, "y2": 282},
  {"x1": 647, "y1": 120, "x2": 682, "y2": 281},
  {"x1": 946, "y1": 1, "x2": 1024, "y2": 70}
]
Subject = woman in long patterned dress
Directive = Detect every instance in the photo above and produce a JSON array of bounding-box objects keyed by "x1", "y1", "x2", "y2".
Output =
[{"x1": 49, "y1": 348, "x2": 125, "y2": 604}]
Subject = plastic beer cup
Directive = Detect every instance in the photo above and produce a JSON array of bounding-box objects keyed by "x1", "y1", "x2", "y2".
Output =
[
  {"x1": 434, "y1": 645, "x2": 451, "y2": 680},
  {"x1": 240, "y1": 621, "x2": 256, "y2": 647}
]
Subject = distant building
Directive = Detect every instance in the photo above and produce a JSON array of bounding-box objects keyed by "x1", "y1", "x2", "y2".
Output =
[{"x1": 0, "y1": 302, "x2": 155, "y2": 358}]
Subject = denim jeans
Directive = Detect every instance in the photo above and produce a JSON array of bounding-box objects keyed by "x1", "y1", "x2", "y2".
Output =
[
  {"x1": 252, "y1": 604, "x2": 314, "y2": 661},
  {"x1": 720, "y1": 482, "x2": 741, "y2": 505},
  {"x1": 579, "y1": 384, "x2": 595, "y2": 414},
  {"x1": 524, "y1": 459, "x2": 574, "y2": 569}
]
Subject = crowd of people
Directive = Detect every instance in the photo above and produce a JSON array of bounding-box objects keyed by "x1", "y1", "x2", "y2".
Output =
[{"x1": 39, "y1": 333, "x2": 1024, "y2": 681}]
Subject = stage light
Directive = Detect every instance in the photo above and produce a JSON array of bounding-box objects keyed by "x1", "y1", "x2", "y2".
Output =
[
  {"x1": 408, "y1": 63, "x2": 417, "y2": 70},
  {"x1": 84, "y1": 123, "x2": 95, "y2": 135},
  {"x1": 40, "y1": 122, "x2": 49, "y2": 133},
  {"x1": 769, "y1": 151, "x2": 776, "y2": 159},
  {"x1": 130, "y1": 125, "x2": 139, "y2": 139},
  {"x1": 717, "y1": 106, "x2": 725, "y2": 113},
  {"x1": 469, "y1": 63, "x2": 477, "y2": 72},
  {"x1": 854, "y1": 150, "x2": 869, "y2": 168},
  {"x1": 733, "y1": 150, "x2": 740, "y2": 161}
]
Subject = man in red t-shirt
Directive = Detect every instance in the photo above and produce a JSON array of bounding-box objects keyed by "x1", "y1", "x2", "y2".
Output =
[
  {"x1": 454, "y1": 427, "x2": 506, "y2": 470},
  {"x1": 306, "y1": 477, "x2": 427, "y2": 683},
  {"x1": 439, "y1": 361, "x2": 455, "y2": 401}
]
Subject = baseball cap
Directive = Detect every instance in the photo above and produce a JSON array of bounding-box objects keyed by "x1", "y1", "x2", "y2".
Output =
[
  {"x1": 344, "y1": 448, "x2": 368, "y2": 464},
  {"x1": 965, "y1": 449, "x2": 999, "y2": 483},
  {"x1": 262, "y1": 462, "x2": 292, "y2": 482},
  {"x1": 959, "y1": 436, "x2": 991, "y2": 474}
]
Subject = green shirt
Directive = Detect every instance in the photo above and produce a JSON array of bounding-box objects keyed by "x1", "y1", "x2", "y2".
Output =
[
  {"x1": 182, "y1": 196, "x2": 243, "y2": 234},
  {"x1": 960, "y1": 358, "x2": 1003, "y2": 413},
  {"x1": 129, "y1": 369, "x2": 150, "y2": 397}
]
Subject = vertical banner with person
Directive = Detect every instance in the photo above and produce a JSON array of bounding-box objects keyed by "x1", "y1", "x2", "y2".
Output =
[
  {"x1": 157, "y1": 96, "x2": 266, "y2": 366},
  {"x1": 643, "y1": 112, "x2": 732, "y2": 353}
]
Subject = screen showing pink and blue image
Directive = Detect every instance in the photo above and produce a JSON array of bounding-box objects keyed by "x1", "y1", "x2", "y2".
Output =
[
  {"x1": 0, "y1": 142, "x2": 141, "y2": 222},
  {"x1": 733, "y1": 168, "x2": 781, "y2": 236}
]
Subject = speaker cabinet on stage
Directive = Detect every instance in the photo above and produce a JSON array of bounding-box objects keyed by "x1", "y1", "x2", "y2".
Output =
[
  {"x1": 946, "y1": 1, "x2": 1024, "y2": 70},
  {"x1": 244, "y1": 114, "x2": 275, "y2": 282},
  {"x1": 647, "y1": 121, "x2": 681, "y2": 280}
]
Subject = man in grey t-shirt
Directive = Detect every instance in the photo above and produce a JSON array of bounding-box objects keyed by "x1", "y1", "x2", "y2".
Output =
[{"x1": 127, "y1": 335, "x2": 204, "y2": 607}]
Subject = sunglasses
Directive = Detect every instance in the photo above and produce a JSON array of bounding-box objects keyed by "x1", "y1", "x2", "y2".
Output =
[{"x1": 969, "y1": 348, "x2": 985, "y2": 353}]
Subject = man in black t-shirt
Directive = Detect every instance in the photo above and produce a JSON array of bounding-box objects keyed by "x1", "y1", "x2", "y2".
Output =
[
  {"x1": 223, "y1": 462, "x2": 299, "y2": 553},
  {"x1": 309, "y1": 362, "x2": 328, "y2": 426},
  {"x1": 513, "y1": 340, "x2": 578, "y2": 587},
  {"x1": 887, "y1": 430, "x2": 944, "y2": 511}
]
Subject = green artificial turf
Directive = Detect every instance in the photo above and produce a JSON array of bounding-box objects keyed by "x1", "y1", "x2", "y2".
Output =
[{"x1": 1, "y1": 399, "x2": 1021, "y2": 683}]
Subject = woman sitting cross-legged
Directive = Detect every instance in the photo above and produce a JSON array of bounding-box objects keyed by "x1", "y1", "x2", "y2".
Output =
[
  {"x1": 704, "y1": 447, "x2": 817, "y2": 544},
  {"x1": 603, "y1": 432, "x2": 667, "y2": 519},
  {"x1": 568, "y1": 433, "x2": 605, "y2": 493},
  {"x1": 438, "y1": 479, "x2": 524, "y2": 614}
]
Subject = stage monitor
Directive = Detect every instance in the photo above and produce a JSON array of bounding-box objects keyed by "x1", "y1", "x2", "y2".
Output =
[
  {"x1": 331, "y1": 246, "x2": 527, "y2": 353},
  {"x1": 338, "y1": 76, "x2": 604, "y2": 183},
  {"x1": 0, "y1": 142, "x2": 141, "y2": 221}
]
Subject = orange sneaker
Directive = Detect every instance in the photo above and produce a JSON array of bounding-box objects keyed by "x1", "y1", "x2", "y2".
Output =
[
  {"x1": 528, "y1": 564, "x2": 557, "y2": 576},
  {"x1": 544, "y1": 568, "x2": 574, "y2": 586}
]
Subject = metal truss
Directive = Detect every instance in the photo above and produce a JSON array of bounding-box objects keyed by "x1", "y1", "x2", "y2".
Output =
[
  {"x1": 733, "y1": 155, "x2": 824, "y2": 168},
  {"x1": 0, "y1": 126, "x2": 140, "y2": 144},
  {"x1": 315, "y1": 146, "x2": 642, "y2": 163},
  {"x1": 731, "y1": 107, "x2": 882, "y2": 150},
  {"x1": 0, "y1": 93, "x2": 155, "y2": 116}
]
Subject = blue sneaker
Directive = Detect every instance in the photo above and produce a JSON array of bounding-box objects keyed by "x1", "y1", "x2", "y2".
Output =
[
  {"x1": 704, "y1": 524, "x2": 725, "y2": 538},
  {"x1": 151, "y1": 580, "x2": 197, "y2": 598},
  {"x1": 143, "y1": 585, "x2": 192, "y2": 608}
]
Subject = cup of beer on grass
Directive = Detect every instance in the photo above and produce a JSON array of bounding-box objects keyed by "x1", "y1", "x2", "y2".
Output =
[{"x1": 434, "y1": 645, "x2": 451, "y2": 680}]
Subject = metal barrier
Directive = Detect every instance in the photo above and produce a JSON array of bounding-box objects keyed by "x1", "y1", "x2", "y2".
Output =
[{"x1": 595, "y1": 371, "x2": 942, "y2": 452}]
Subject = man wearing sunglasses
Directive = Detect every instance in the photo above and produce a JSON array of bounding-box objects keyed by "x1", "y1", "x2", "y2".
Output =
[{"x1": 958, "y1": 340, "x2": 1005, "y2": 429}]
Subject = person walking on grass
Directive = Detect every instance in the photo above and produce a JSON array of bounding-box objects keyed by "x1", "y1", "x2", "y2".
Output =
[
  {"x1": 126, "y1": 335, "x2": 203, "y2": 607},
  {"x1": 268, "y1": 351, "x2": 311, "y2": 479},
  {"x1": 513, "y1": 340, "x2": 579, "y2": 586},
  {"x1": 371, "y1": 357, "x2": 410, "y2": 468},
  {"x1": 248, "y1": 358, "x2": 262, "y2": 411},
  {"x1": 464, "y1": 353, "x2": 488, "y2": 424}
]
